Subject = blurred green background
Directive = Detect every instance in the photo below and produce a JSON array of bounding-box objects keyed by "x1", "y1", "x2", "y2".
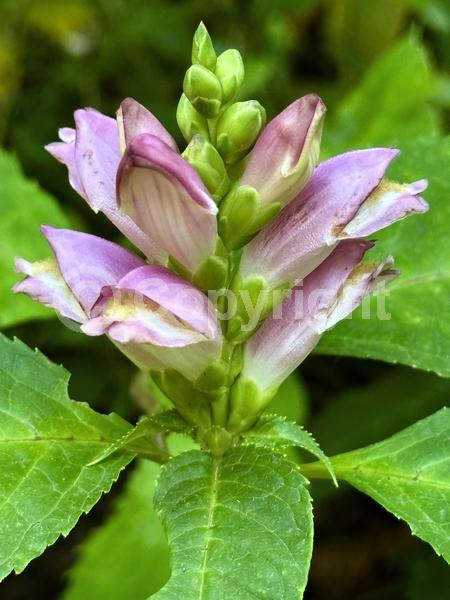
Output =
[{"x1": 1, "y1": 0, "x2": 450, "y2": 598}]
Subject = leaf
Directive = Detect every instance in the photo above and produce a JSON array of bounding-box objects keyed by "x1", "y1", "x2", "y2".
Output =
[
  {"x1": 62, "y1": 461, "x2": 170, "y2": 600},
  {"x1": 88, "y1": 415, "x2": 172, "y2": 466},
  {"x1": 323, "y1": 35, "x2": 439, "y2": 155},
  {"x1": 0, "y1": 149, "x2": 70, "y2": 328},
  {"x1": 0, "y1": 334, "x2": 135, "y2": 580},
  {"x1": 311, "y1": 366, "x2": 450, "y2": 455},
  {"x1": 317, "y1": 135, "x2": 450, "y2": 377},
  {"x1": 153, "y1": 447, "x2": 313, "y2": 599},
  {"x1": 303, "y1": 409, "x2": 450, "y2": 562},
  {"x1": 243, "y1": 415, "x2": 337, "y2": 485}
]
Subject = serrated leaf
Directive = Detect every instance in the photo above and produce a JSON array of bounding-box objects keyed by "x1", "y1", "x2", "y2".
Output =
[
  {"x1": 304, "y1": 409, "x2": 450, "y2": 562},
  {"x1": 318, "y1": 135, "x2": 450, "y2": 376},
  {"x1": 149, "y1": 409, "x2": 192, "y2": 434},
  {"x1": 62, "y1": 460, "x2": 170, "y2": 600},
  {"x1": 312, "y1": 366, "x2": 450, "y2": 455},
  {"x1": 88, "y1": 416, "x2": 171, "y2": 466},
  {"x1": 153, "y1": 447, "x2": 313, "y2": 599},
  {"x1": 323, "y1": 35, "x2": 439, "y2": 154},
  {"x1": 244, "y1": 415, "x2": 336, "y2": 486},
  {"x1": 0, "y1": 149, "x2": 70, "y2": 328},
  {"x1": 0, "y1": 334, "x2": 135, "y2": 580}
]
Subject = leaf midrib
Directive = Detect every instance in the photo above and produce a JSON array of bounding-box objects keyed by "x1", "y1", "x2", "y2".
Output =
[
  {"x1": 334, "y1": 464, "x2": 450, "y2": 490},
  {"x1": 0, "y1": 436, "x2": 124, "y2": 444},
  {"x1": 198, "y1": 457, "x2": 220, "y2": 599}
]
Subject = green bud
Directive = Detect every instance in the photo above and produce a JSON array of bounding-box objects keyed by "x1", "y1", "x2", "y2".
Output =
[
  {"x1": 219, "y1": 184, "x2": 282, "y2": 250},
  {"x1": 215, "y1": 49, "x2": 245, "y2": 103},
  {"x1": 194, "y1": 251, "x2": 229, "y2": 291},
  {"x1": 176, "y1": 94, "x2": 210, "y2": 143},
  {"x1": 226, "y1": 274, "x2": 290, "y2": 342},
  {"x1": 152, "y1": 369, "x2": 212, "y2": 432},
  {"x1": 182, "y1": 135, "x2": 230, "y2": 202},
  {"x1": 194, "y1": 361, "x2": 228, "y2": 392},
  {"x1": 201, "y1": 426, "x2": 232, "y2": 458},
  {"x1": 192, "y1": 22, "x2": 217, "y2": 71},
  {"x1": 216, "y1": 100, "x2": 266, "y2": 164},
  {"x1": 183, "y1": 64, "x2": 222, "y2": 118},
  {"x1": 227, "y1": 377, "x2": 277, "y2": 434}
]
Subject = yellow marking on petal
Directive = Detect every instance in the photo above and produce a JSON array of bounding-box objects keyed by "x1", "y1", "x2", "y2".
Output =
[
  {"x1": 30, "y1": 257, "x2": 60, "y2": 276},
  {"x1": 365, "y1": 178, "x2": 408, "y2": 204}
]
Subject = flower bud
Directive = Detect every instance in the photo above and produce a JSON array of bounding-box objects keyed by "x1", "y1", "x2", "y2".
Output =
[
  {"x1": 183, "y1": 65, "x2": 223, "y2": 118},
  {"x1": 182, "y1": 135, "x2": 230, "y2": 202},
  {"x1": 215, "y1": 49, "x2": 245, "y2": 103},
  {"x1": 192, "y1": 22, "x2": 217, "y2": 71},
  {"x1": 176, "y1": 94, "x2": 210, "y2": 142},
  {"x1": 219, "y1": 184, "x2": 280, "y2": 250},
  {"x1": 216, "y1": 100, "x2": 266, "y2": 164}
]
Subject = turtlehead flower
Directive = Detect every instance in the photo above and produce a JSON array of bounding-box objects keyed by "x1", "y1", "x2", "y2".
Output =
[
  {"x1": 218, "y1": 94, "x2": 325, "y2": 249},
  {"x1": 240, "y1": 94, "x2": 326, "y2": 207},
  {"x1": 46, "y1": 97, "x2": 219, "y2": 276},
  {"x1": 227, "y1": 241, "x2": 398, "y2": 433},
  {"x1": 13, "y1": 227, "x2": 221, "y2": 381},
  {"x1": 239, "y1": 148, "x2": 428, "y2": 292},
  {"x1": 14, "y1": 23, "x2": 430, "y2": 448},
  {"x1": 117, "y1": 133, "x2": 219, "y2": 274}
]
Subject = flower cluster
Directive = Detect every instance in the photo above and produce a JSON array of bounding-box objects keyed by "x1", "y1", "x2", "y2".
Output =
[{"x1": 14, "y1": 24, "x2": 428, "y2": 452}]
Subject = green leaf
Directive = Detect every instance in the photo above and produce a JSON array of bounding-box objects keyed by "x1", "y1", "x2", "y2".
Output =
[
  {"x1": 318, "y1": 135, "x2": 450, "y2": 376},
  {"x1": 323, "y1": 35, "x2": 439, "y2": 154},
  {"x1": 88, "y1": 415, "x2": 172, "y2": 466},
  {"x1": 62, "y1": 461, "x2": 170, "y2": 600},
  {"x1": 0, "y1": 149, "x2": 70, "y2": 328},
  {"x1": 303, "y1": 409, "x2": 450, "y2": 562},
  {"x1": 311, "y1": 366, "x2": 450, "y2": 455},
  {"x1": 153, "y1": 447, "x2": 313, "y2": 599},
  {"x1": 243, "y1": 415, "x2": 337, "y2": 485},
  {"x1": 0, "y1": 334, "x2": 135, "y2": 580}
]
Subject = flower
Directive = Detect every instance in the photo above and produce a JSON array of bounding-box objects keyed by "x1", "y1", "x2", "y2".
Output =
[
  {"x1": 227, "y1": 240, "x2": 398, "y2": 432},
  {"x1": 46, "y1": 97, "x2": 219, "y2": 275},
  {"x1": 238, "y1": 148, "x2": 428, "y2": 291},
  {"x1": 218, "y1": 94, "x2": 326, "y2": 249},
  {"x1": 14, "y1": 226, "x2": 221, "y2": 381},
  {"x1": 239, "y1": 94, "x2": 326, "y2": 208},
  {"x1": 117, "y1": 133, "x2": 218, "y2": 274}
]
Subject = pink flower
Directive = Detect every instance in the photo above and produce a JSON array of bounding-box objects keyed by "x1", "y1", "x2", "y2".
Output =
[
  {"x1": 46, "y1": 97, "x2": 218, "y2": 274},
  {"x1": 14, "y1": 227, "x2": 221, "y2": 380},
  {"x1": 239, "y1": 148, "x2": 428, "y2": 290}
]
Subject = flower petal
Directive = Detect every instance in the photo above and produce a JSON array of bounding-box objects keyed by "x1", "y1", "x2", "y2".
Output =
[
  {"x1": 118, "y1": 133, "x2": 218, "y2": 273},
  {"x1": 241, "y1": 94, "x2": 326, "y2": 207},
  {"x1": 99, "y1": 264, "x2": 219, "y2": 338},
  {"x1": 338, "y1": 179, "x2": 429, "y2": 239},
  {"x1": 42, "y1": 226, "x2": 145, "y2": 314},
  {"x1": 240, "y1": 148, "x2": 399, "y2": 288},
  {"x1": 46, "y1": 109, "x2": 166, "y2": 262},
  {"x1": 45, "y1": 128, "x2": 86, "y2": 198},
  {"x1": 241, "y1": 240, "x2": 393, "y2": 391},
  {"x1": 13, "y1": 256, "x2": 86, "y2": 323},
  {"x1": 117, "y1": 97, "x2": 178, "y2": 152},
  {"x1": 81, "y1": 263, "x2": 222, "y2": 378}
]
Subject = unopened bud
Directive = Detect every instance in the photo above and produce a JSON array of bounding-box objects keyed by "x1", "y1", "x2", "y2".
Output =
[
  {"x1": 183, "y1": 65, "x2": 223, "y2": 118},
  {"x1": 182, "y1": 135, "x2": 230, "y2": 202},
  {"x1": 216, "y1": 101, "x2": 266, "y2": 164},
  {"x1": 215, "y1": 49, "x2": 245, "y2": 103},
  {"x1": 192, "y1": 22, "x2": 217, "y2": 71},
  {"x1": 176, "y1": 94, "x2": 210, "y2": 142},
  {"x1": 219, "y1": 184, "x2": 281, "y2": 250}
]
